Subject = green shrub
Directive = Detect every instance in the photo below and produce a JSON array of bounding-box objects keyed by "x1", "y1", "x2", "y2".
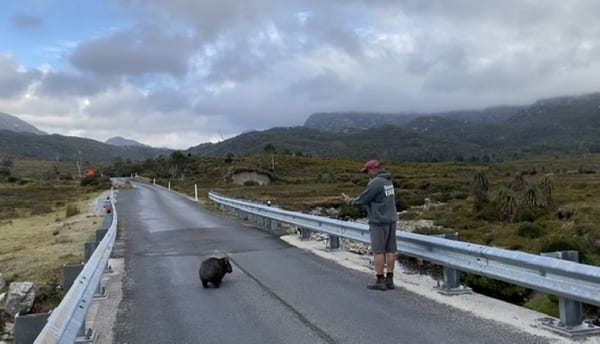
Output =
[
  {"x1": 517, "y1": 223, "x2": 544, "y2": 239},
  {"x1": 338, "y1": 204, "x2": 367, "y2": 219},
  {"x1": 540, "y1": 236, "x2": 588, "y2": 263},
  {"x1": 524, "y1": 295, "x2": 559, "y2": 317},
  {"x1": 80, "y1": 175, "x2": 111, "y2": 189},
  {"x1": 461, "y1": 273, "x2": 530, "y2": 304},
  {"x1": 30, "y1": 204, "x2": 53, "y2": 216},
  {"x1": 65, "y1": 204, "x2": 80, "y2": 218},
  {"x1": 515, "y1": 207, "x2": 548, "y2": 222},
  {"x1": 395, "y1": 197, "x2": 409, "y2": 212},
  {"x1": 476, "y1": 202, "x2": 500, "y2": 222}
]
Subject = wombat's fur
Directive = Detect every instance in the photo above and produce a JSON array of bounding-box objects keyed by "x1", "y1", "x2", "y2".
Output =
[{"x1": 199, "y1": 256, "x2": 233, "y2": 288}]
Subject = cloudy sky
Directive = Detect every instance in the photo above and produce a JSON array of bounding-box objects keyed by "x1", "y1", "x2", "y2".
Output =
[{"x1": 2, "y1": 1, "x2": 600, "y2": 149}]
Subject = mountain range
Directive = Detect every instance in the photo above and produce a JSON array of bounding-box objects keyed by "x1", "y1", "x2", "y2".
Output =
[
  {"x1": 0, "y1": 112, "x2": 46, "y2": 135},
  {"x1": 188, "y1": 92, "x2": 600, "y2": 161},
  {"x1": 105, "y1": 136, "x2": 147, "y2": 147},
  {"x1": 3, "y1": 92, "x2": 600, "y2": 163}
]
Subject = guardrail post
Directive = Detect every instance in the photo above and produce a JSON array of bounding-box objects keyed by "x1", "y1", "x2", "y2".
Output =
[
  {"x1": 299, "y1": 227, "x2": 310, "y2": 240},
  {"x1": 194, "y1": 184, "x2": 198, "y2": 202},
  {"x1": 271, "y1": 220, "x2": 280, "y2": 232},
  {"x1": 84, "y1": 240, "x2": 97, "y2": 262},
  {"x1": 436, "y1": 233, "x2": 472, "y2": 296},
  {"x1": 328, "y1": 235, "x2": 340, "y2": 249},
  {"x1": 537, "y1": 250, "x2": 600, "y2": 336},
  {"x1": 14, "y1": 312, "x2": 50, "y2": 344}
]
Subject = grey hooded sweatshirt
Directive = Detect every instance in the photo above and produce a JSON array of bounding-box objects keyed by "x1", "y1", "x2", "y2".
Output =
[{"x1": 349, "y1": 169, "x2": 397, "y2": 224}]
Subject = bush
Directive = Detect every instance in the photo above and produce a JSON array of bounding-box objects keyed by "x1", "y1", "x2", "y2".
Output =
[
  {"x1": 30, "y1": 204, "x2": 53, "y2": 216},
  {"x1": 461, "y1": 273, "x2": 530, "y2": 304},
  {"x1": 540, "y1": 236, "x2": 588, "y2": 263},
  {"x1": 517, "y1": 223, "x2": 544, "y2": 239},
  {"x1": 524, "y1": 295, "x2": 559, "y2": 317},
  {"x1": 515, "y1": 207, "x2": 547, "y2": 222},
  {"x1": 476, "y1": 202, "x2": 500, "y2": 222},
  {"x1": 65, "y1": 204, "x2": 80, "y2": 218},
  {"x1": 395, "y1": 197, "x2": 409, "y2": 212},
  {"x1": 243, "y1": 180, "x2": 259, "y2": 186},
  {"x1": 338, "y1": 204, "x2": 367, "y2": 219},
  {"x1": 80, "y1": 175, "x2": 111, "y2": 189}
]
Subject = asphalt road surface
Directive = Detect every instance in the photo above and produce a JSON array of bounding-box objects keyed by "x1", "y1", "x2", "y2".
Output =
[{"x1": 113, "y1": 182, "x2": 548, "y2": 344}]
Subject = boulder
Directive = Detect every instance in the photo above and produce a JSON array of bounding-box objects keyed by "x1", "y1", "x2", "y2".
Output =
[{"x1": 3, "y1": 282, "x2": 36, "y2": 317}]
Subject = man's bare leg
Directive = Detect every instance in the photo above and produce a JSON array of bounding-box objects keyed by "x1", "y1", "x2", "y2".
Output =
[
  {"x1": 374, "y1": 253, "x2": 385, "y2": 274},
  {"x1": 385, "y1": 253, "x2": 396, "y2": 273}
]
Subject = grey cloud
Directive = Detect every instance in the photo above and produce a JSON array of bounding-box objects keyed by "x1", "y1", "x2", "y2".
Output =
[
  {"x1": 122, "y1": 0, "x2": 280, "y2": 39},
  {"x1": 147, "y1": 88, "x2": 190, "y2": 112},
  {"x1": 38, "y1": 72, "x2": 112, "y2": 97},
  {"x1": 71, "y1": 25, "x2": 196, "y2": 78},
  {"x1": 289, "y1": 69, "x2": 349, "y2": 102},
  {"x1": 0, "y1": 55, "x2": 41, "y2": 98},
  {"x1": 12, "y1": 14, "x2": 43, "y2": 30}
]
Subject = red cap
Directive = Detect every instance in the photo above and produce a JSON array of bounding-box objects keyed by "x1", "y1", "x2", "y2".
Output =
[{"x1": 360, "y1": 159, "x2": 381, "y2": 172}]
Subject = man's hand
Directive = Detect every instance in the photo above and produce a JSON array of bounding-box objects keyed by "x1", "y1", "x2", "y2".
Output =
[{"x1": 341, "y1": 193, "x2": 352, "y2": 203}]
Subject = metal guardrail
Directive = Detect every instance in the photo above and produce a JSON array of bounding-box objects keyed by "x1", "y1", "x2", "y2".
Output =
[
  {"x1": 34, "y1": 195, "x2": 117, "y2": 344},
  {"x1": 209, "y1": 192, "x2": 600, "y2": 308}
]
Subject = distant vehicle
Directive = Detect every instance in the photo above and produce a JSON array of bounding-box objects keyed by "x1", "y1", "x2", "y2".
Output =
[{"x1": 85, "y1": 168, "x2": 96, "y2": 177}]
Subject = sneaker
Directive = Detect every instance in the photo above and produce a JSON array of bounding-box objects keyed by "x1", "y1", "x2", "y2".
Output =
[
  {"x1": 385, "y1": 274, "x2": 395, "y2": 290},
  {"x1": 367, "y1": 276, "x2": 387, "y2": 291}
]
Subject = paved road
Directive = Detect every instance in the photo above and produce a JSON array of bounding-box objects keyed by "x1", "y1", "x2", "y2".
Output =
[{"x1": 113, "y1": 182, "x2": 548, "y2": 344}]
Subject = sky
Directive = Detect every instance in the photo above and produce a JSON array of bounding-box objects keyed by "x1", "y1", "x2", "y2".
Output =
[{"x1": 2, "y1": 1, "x2": 600, "y2": 149}]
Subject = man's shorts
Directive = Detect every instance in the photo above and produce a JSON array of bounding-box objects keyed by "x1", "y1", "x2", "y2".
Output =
[{"x1": 369, "y1": 222, "x2": 397, "y2": 254}]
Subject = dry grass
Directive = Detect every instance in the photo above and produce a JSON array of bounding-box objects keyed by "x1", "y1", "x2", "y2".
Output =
[{"x1": 0, "y1": 192, "x2": 105, "y2": 312}]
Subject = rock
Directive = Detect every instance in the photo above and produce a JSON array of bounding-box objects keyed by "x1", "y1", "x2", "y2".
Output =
[{"x1": 4, "y1": 282, "x2": 36, "y2": 317}]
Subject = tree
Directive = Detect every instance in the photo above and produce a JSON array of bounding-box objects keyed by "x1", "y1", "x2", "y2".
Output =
[
  {"x1": 539, "y1": 176, "x2": 554, "y2": 209},
  {"x1": 471, "y1": 170, "x2": 489, "y2": 211},
  {"x1": 224, "y1": 152, "x2": 234, "y2": 164},
  {"x1": 496, "y1": 187, "x2": 517, "y2": 221},
  {"x1": 264, "y1": 143, "x2": 276, "y2": 171},
  {"x1": 169, "y1": 151, "x2": 188, "y2": 180}
]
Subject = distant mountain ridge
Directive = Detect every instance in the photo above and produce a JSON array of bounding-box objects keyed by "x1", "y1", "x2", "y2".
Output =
[
  {"x1": 304, "y1": 106, "x2": 522, "y2": 133},
  {"x1": 0, "y1": 112, "x2": 46, "y2": 135},
  {"x1": 106, "y1": 136, "x2": 147, "y2": 147},
  {"x1": 189, "y1": 92, "x2": 600, "y2": 161},
  {"x1": 0, "y1": 130, "x2": 171, "y2": 162}
]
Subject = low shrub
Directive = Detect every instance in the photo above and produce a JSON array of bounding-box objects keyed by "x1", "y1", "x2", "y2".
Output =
[
  {"x1": 461, "y1": 273, "x2": 530, "y2": 304},
  {"x1": 243, "y1": 180, "x2": 259, "y2": 186},
  {"x1": 517, "y1": 223, "x2": 544, "y2": 239},
  {"x1": 524, "y1": 295, "x2": 559, "y2": 317},
  {"x1": 338, "y1": 204, "x2": 367, "y2": 220},
  {"x1": 476, "y1": 202, "x2": 500, "y2": 222},
  {"x1": 65, "y1": 204, "x2": 80, "y2": 218},
  {"x1": 395, "y1": 197, "x2": 409, "y2": 212},
  {"x1": 30, "y1": 205, "x2": 53, "y2": 216},
  {"x1": 515, "y1": 207, "x2": 548, "y2": 222},
  {"x1": 540, "y1": 236, "x2": 588, "y2": 263}
]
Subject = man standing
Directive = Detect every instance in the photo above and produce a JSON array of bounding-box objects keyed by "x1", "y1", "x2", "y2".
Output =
[{"x1": 343, "y1": 160, "x2": 397, "y2": 291}]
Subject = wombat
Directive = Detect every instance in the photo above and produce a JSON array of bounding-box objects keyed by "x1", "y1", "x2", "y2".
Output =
[{"x1": 199, "y1": 256, "x2": 233, "y2": 288}]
